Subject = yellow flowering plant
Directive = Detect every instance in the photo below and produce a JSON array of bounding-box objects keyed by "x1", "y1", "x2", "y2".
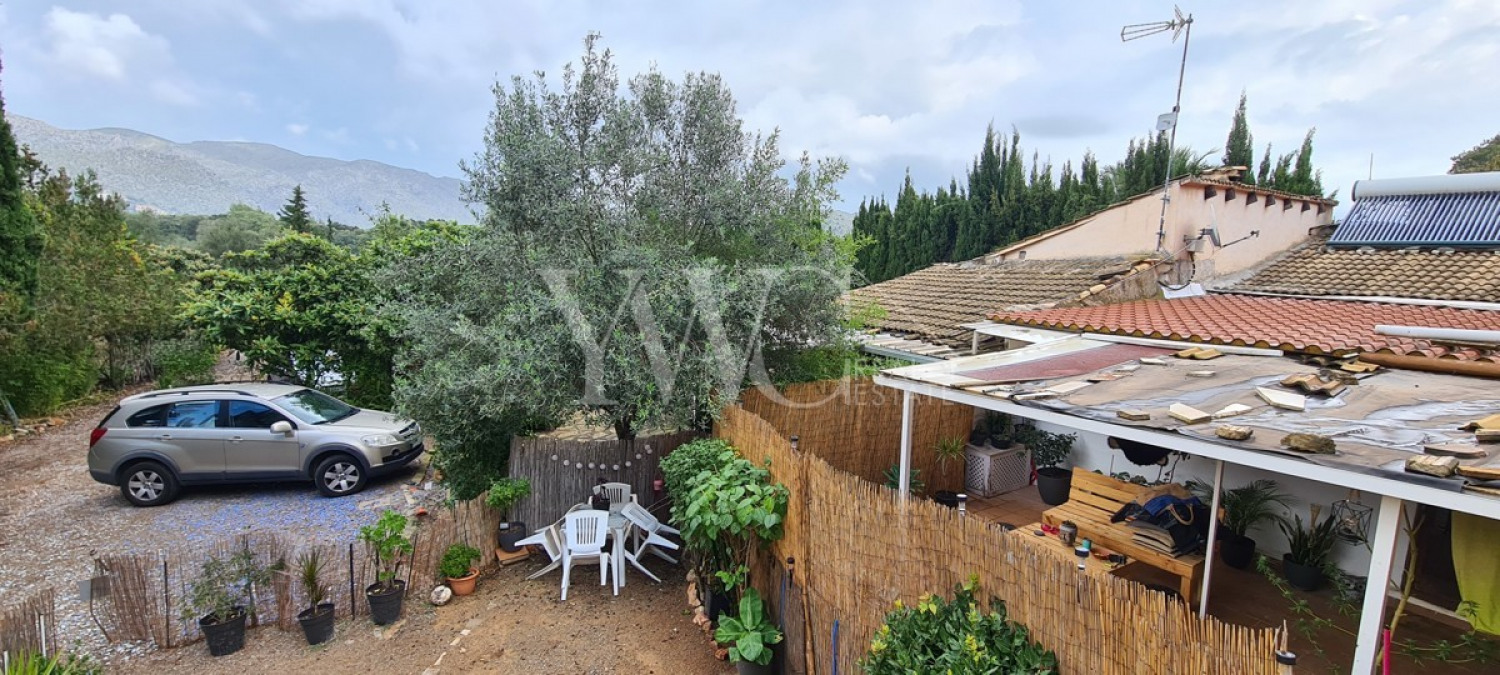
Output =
[{"x1": 861, "y1": 582, "x2": 1057, "y2": 674}]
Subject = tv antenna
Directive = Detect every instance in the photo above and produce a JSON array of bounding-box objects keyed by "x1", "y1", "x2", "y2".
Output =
[{"x1": 1123, "y1": 5, "x2": 1195, "y2": 277}]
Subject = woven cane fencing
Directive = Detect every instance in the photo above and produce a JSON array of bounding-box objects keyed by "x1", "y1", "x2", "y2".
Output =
[
  {"x1": 739, "y1": 378, "x2": 973, "y2": 491},
  {"x1": 89, "y1": 497, "x2": 501, "y2": 649},
  {"x1": 717, "y1": 404, "x2": 1279, "y2": 674},
  {"x1": 0, "y1": 588, "x2": 56, "y2": 659},
  {"x1": 506, "y1": 431, "x2": 701, "y2": 528}
]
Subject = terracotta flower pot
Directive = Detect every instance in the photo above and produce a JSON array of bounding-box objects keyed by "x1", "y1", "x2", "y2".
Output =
[{"x1": 447, "y1": 568, "x2": 479, "y2": 596}]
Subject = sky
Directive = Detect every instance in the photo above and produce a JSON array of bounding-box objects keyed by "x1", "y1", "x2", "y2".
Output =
[{"x1": 2, "y1": 0, "x2": 1497, "y2": 212}]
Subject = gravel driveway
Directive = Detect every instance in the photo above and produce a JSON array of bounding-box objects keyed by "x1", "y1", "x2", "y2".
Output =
[{"x1": 0, "y1": 390, "x2": 429, "y2": 660}]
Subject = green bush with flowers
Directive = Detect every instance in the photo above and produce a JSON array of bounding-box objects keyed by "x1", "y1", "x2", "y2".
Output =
[{"x1": 863, "y1": 579, "x2": 1058, "y2": 674}]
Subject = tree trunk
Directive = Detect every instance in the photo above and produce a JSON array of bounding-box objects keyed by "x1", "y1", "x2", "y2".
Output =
[{"x1": 613, "y1": 417, "x2": 636, "y2": 441}]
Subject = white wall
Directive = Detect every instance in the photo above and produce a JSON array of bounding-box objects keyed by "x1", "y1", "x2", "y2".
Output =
[{"x1": 1035, "y1": 420, "x2": 1407, "y2": 577}]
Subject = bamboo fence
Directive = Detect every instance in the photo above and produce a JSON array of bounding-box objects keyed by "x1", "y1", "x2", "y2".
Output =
[
  {"x1": 506, "y1": 431, "x2": 701, "y2": 528},
  {"x1": 717, "y1": 403, "x2": 1280, "y2": 674},
  {"x1": 739, "y1": 378, "x2": 973, "y2": 491},
  {"x1": 0, "y1": 588, "x2": 55, "y2": 659},
  {"x1": 88, "y1": 496, "x2": 502, "y2": 649}
]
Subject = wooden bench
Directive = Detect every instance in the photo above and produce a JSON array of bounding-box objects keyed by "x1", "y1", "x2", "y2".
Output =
[{"x1": 1041, "y1": 467, "x2": 1205, "y2": 603}]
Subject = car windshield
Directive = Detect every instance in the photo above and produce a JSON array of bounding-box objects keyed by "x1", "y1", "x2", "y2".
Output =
[{"x1": 274, "y1": 389, "x2": 358, "y2": 425}]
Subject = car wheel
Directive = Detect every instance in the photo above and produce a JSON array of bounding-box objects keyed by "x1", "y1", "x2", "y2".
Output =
[
  {"x1": 315, "y1": 454, "x2": 367, "y2": 497},
  {"x1": 121, "y1": 461, "x2": 179, "y2": 507}
]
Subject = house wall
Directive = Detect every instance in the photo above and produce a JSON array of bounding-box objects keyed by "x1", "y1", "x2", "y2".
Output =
[
  {"x1": 1037, "y1": 421, "x2": 1407, "y2": 577},
  {"x1": 989, "y1": 183, "x2": 1331, "y2": 280}
]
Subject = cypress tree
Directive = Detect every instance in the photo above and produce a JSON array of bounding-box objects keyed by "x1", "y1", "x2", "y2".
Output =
[
  {"x1": 1223, "y1": 91, "x2": 1255, "y2": 182},
  {"x1": 0, "y1": 59, "x2": 41, "y2": 304}
]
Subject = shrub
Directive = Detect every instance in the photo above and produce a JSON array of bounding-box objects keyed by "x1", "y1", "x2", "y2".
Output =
[
  {"x1": 358, "y1": 510, "x2": 412, "y2": 592},
  {"x1": 659, "y1": 438, "x2": 733, "y2": 506},
  {"x1": 675, "y1": 444, "x2": 788, "y2": 593},
  {"x1": 863, "y1": 580, "x2": 1058, "y2": 674},
  {"x1": 714, "y1": 587, "x2": 783, "y2": 666},
  {"x1": 181, "y1": 546, "x2": 269, "y2": 623},
  {"x1": 150, "y1": 336, "x2": 219, "y2": 388},
  {"x1": 297, "y1": 549, "x2": 328, "y2": 611},
  {"x1": 1015, "y1": 425, "x2": 1075, "y2": 470},
  {"x1": 484, "y1": 477, "x2": 531, "y2": 518},
  {"x1": 439, "y1": 543, "x2": 482, "y2": 579},
  {"x1": 1, "y1": 651, "x2": 102, "y2": 675}
]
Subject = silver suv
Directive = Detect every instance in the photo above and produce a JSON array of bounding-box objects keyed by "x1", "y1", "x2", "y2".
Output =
[{"x1": 87, "y1": 383, "x2": 423, "y2": 506}]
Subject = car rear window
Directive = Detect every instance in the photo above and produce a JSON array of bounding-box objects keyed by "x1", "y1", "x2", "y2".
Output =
[{"x1": 126, "y1": 404, "x2": 170, "y2": 428}]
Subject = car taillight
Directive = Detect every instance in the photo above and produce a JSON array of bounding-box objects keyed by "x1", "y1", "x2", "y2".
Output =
[{"x1": 89, "y1": 427, "x2": 108, "y2": 447}]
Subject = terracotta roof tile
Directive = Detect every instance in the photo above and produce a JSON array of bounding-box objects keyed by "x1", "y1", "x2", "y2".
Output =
[
  {"x1": 1227, "y1": 241, "x2": 1500, "y2": 303},
  {"x1": 845, "y1": 258, "x2": 1135, "y2": 346},
  {"x1": 990, "y1": 295, "x2": 1500, "y2": 361}
]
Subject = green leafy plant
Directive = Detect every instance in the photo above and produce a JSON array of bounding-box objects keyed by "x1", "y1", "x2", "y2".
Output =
[
  {"x1": 149, "y1": 335, "x2": 219, "y2": 388},
  {"x1": 981, "y1": 412, "x2": 1013, "y2": 446},
  {"x1": 1280, "y1": 510, "x2": 1340, "y2": 568},
  {"x1": 675, "y1": 444, "x2": 789, "y2": 594},
  {"x1": 1015, "y1": 425, "x2": 1075, "y2": 470},
  {"x1": 714, "y1": 587, "x2": 783, "y2": 666},
  {"x1": 882, "y1": 464, "x2": 925, "y2": 495},
  {"x1": 660, "y1": 438, "x2": 734, "y2": 507},
  {"x1": 439, "y1": 543, "x2": 482, "y2": 580},
  {"x1": 862, "y1": 579, "x2": 1058, "y2": 674},
  {"x1": 484, "y1": 477, "x2": 531, "y2": 518},
  {"x1": 358, "y1": 510, "x2": 413, "y2": 592},
  {"x1": 1187, "y1": 478, "x2": 1293, "y2": 537},
  {"x1": 181, "y1": 546, "x2": 270, "y2": 624},
  {"x1": 934, "y1": 436, "x2": 965, "y2": 483},
  {"x1": 297, "y1": 549, "x2": 327, "y2": 611},
  {"x1": 0, "y1": 650, "x2": 103, "y2": 675}
]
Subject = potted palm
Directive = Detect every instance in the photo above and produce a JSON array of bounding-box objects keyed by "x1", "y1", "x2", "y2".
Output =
[
  {"x1": 440, "y1": 543, "x2": 482, "y2": 596},
  {"x1": 1017, "y1": 425, "x2": 1076, "y2": 506},
  {"x1": 931, "y1": 437, "x2": 965, "y2": 508},
  {"x1": 487, "y1": 477, "x2": 532, "y2": 553},
  {"x1": 182, "y1": 547, "x2": 268, "y2": 657},
  {"x1": 295, "y1": 549, "x2": 336, "y2": 645},
  {"x1": 1188, "y1": 479, "x2": 1292, "y2": 569},
  {"x1": 359, "y1": 510, "x2": 413, "y2": 625},
  {"x1": 715, "y1": 588, "x2": 784, "y2": 675},
  {"x1": 1279, "y1": 506, "x2": 1340, "y2": 591}
]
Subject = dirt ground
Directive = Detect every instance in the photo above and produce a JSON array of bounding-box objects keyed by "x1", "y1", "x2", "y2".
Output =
[{"x1": 113, "y1": 556, "x2": 731, "y2": 674}]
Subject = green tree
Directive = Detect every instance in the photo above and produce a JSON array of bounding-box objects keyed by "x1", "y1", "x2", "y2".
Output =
[
  {"x1": 1223, "y1": 91, "x2": 1255, "y2": 183},
  {"x1": 1450, "y1": 133, "x2": 1500, "y2": 174},
  {"x1": 277, "y1": 184, "x2": 313, "y2": 234},
  {"x1": 197, "y1": 204, "x2": 279, "y2": 256}
]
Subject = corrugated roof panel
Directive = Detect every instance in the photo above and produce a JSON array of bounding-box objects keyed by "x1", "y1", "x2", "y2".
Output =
[{"x1": 1330, "y1": 192, "x2": 1500, "y2": 247}]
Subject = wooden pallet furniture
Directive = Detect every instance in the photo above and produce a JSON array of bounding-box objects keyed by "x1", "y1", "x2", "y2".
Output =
[{"x1": 1041, "y1": 467, "x2": 1206, "y2": 603}]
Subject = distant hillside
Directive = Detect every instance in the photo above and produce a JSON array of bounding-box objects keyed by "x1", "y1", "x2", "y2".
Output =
[
  {"x1": 825, "y1": 209, "x2": 854, "y2": 236},
  {"x1": 11, "y1": 116, "x2": 471, "y2": 225}
]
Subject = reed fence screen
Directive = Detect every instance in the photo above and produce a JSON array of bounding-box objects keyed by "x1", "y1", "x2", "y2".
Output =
[
  {"x1": 0, "y1": 588, "x2": 56, "y2": 660},
  {"x1": 717, "y1": 397, "x2": 1280, "y2": 674},
  {"x1": 88, "y1": 497, "x2": 499, "y2": 649},
  {"x1": 506, "y1": 431, "x2": 701, "y2": 528}
]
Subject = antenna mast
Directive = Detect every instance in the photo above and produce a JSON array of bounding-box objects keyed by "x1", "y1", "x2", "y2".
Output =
[{"x1": 1123, "y1": 5, "x2": 1194, "y2": 259}]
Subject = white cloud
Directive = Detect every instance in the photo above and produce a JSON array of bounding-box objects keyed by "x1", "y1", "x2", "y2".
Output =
[
  {"x1": 287, "y1": 123, "x2": 310, "y2": 136},
  {"x1": 42, "y1": 8, "x2": 169, "y2": 81},
  {"x1": 148, "y1": 79, "x2": 198, "y2": 106}
]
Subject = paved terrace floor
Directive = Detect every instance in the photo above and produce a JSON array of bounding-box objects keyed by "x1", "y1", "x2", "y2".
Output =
[{"x1": 969, "y1": 486, "x2": 1492, "y2": 674}]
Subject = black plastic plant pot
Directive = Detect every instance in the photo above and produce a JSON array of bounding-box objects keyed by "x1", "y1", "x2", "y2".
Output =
[
  {"x1": 708, "y1": 591, "x2": 733, "y2": 628},
  {"x1": 297, "y1": 602, "x2": 336, "y2": 645},
  {"x1": 1220, "y1": 535, "x2": 1257, "y2": 570},
  {"x1": 1282, "y1": 555, "x2": 1324, "y2": 592},
  {"x1": 200, "y1": 609, "x2": 247, "y2": 657},
  {"x1": 736, "y1": 659, "x2": 774, "y2": 675},
  {"x1": 932, "y1": 490, "x2": 960, "y2": 509},
  {"x1": 366, "y1": 580, "x2": 407, "y2": 625},
  {"x1": 498, "y1": 521, "x2": 528, "y2": 553},
  {"x1": 1036, "y1": 467, "x2": 1072, "y2": 506}
]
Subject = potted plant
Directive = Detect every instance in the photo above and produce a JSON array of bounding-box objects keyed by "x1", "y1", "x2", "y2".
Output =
[
  {"x1": 440, "y1": 543, "x2": 482, "y2": 596},
  {"x1": 1017, "y1": 425, "x2": 1076, "y2": 506},
  {"x1": 984, "y1": 412, "x2": 1015, "y2": 449},
  {"x1": 359, "y1": 510, "x2": 413, "y2": 625},
  {"x1": 882, "y1": 464, "x2": 924, "y2": 496},
  {"x1": 931, "y1": 437, "x2": 966, "y2": 508},
  {"x1": 1188, "y1": 479, "x2": 1292, "y2": 569},
  {"x1": 295, "y1": 549, "x2": 336, "y2": 645},
  {"x1": 486, "y1": 477, "x2": 531, "y2": 553},
  {"x1": 1279, "y1": 507, "x2": 1340, "y2": 591},
  {"x1": 714, "y1": 587, "x2": 784, "y2": 675},
  {"x1": 182, "y1": 547, "x2": 268, "y2": 657}
]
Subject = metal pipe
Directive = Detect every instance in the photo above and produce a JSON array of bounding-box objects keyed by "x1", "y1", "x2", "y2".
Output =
[
  {"x1": 898, "y1": 391, "x2": 914, "y2": 501},
  {"x1": 1081, "y1": 333, "x2": 1283, "y2": 357},
  {"x1": 1357, "y1": 352, "x2": 1500, "y2": 380},
  {"x1": 1198, "y1": 460, "x2": 1224, "y2": 618},
  {"x1": 1214, "y1": 289, "x2": 1500, "y2": 313},
  {"x1": 1373, "y1": 325, "x2": 1500, "y2": 345}
]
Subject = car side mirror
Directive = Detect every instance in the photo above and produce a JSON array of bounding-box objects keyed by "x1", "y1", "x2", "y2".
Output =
[{"x1": 271, "y1": 421, "x2": 294, "y2": 435}]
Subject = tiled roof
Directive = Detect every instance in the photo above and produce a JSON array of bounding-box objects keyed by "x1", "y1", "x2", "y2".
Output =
[
  {"x1": 1227, "y1": 242, "x2": 1500, "y2": 303},
  {"x1": 991, "y1": 295, "x2": 1500, "y2": 362},
  {"x1": 846, "y1": 258, "x2": 1136, "y2": 346},
  {"x1": 1184, "y1": 177, "x2": 1337, "y2": 206}
]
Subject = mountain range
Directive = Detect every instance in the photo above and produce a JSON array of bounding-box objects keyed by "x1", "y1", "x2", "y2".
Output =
[{"x1": 11, "y1": 115, "x2": 471, "y2": 225}]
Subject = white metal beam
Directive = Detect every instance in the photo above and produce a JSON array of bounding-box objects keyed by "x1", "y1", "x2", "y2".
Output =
[
  {"x1": 873, "y1": 374, "x2": 1500, "y2": 520},
  {"x1": 1198, "y1": 459, "x2": 1224, "y2": 618},
  {"x1": 1352, "y1": 495, "x2": 1403, "y2": 674},
  {"x1": 898, "y1": 390, "x2": 914, "y2": 502}
]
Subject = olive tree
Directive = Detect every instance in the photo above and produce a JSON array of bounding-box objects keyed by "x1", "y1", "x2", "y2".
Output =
[{"x1": 381, "y1": 35, "x2": 854, "y2": 496}]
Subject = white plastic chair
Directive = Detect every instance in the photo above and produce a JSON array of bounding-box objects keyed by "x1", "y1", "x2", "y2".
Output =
[
  {"x1": 560, "y1": 510, "x2": 615, "y2": 600},
  {"x1": 620, "y1": 501, "x2": 680, "y2": 564},
  {"x1": 514, "y1": 523, "x2": 564, "y2": 580},
  {"x1": 594, "y1": 482, "x2": 637, "y2": 512}
]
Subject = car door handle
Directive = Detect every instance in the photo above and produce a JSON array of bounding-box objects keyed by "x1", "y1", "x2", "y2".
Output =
[
  {"x1": 228, "y1": 436, "x2": 244, "y2": 443},
  {"x1": 155, "y1": 434, "x2": 173, "y2": 441}
]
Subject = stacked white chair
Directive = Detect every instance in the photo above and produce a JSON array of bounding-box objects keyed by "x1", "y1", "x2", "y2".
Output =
[{"x1": 560, "y1": 509, "x2": 615, "y2": 600}]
